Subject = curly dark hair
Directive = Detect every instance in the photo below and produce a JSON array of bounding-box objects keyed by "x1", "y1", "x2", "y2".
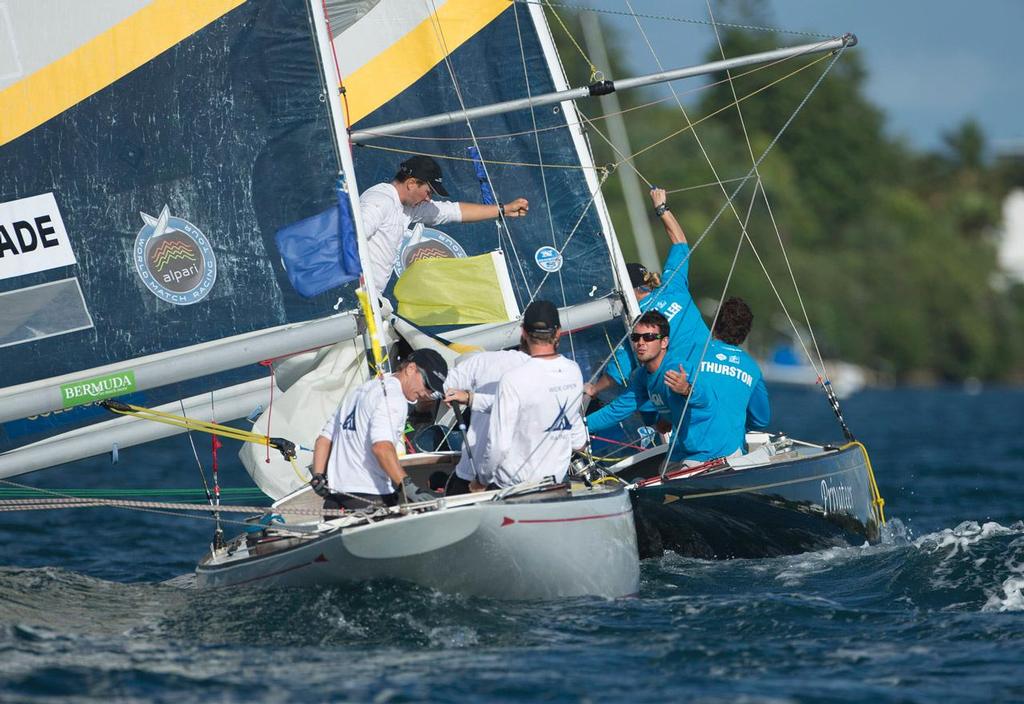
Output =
[
  {"x1": 713, "y1": 297, "x2": 753, "y2": 345},
  {"x1": 634, "y1": 310, "x2": 670, "y2": 339}
]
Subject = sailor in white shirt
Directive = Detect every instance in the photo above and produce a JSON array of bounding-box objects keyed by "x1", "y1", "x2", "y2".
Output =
[
  {"x1": 359, "y1": 155, "x2": 529, "y2": 296},
  {"x1": 479, "y1": 301, "x2": 588, "y2": 489},
  {"x1": 442, "y1": 347, "x2": 530, "y2": 495},
  {"x1": 309, "y1": 349, "x2": 448, "y2": 510}
]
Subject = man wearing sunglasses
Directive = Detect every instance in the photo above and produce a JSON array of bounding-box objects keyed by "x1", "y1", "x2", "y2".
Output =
[
  {"x1": 587, "y1": 303, "x2": 770, "y2": 464},
  {"x1": 309, "y1": 349, "x2": 448, "y2": 510},
  {"x1": 587, "y1": 311, "x2": 684, "y2": 453},
  {"x1": 359, "y1": 155, "x2": 529, "y2": 297}
]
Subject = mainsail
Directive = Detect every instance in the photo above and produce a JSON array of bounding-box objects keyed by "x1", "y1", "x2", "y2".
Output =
[
  {"x1": 332, "y1": 0, "x2": 640, "y2": 380},
  {"x1": 0, "y1": 0, "x2": 366, "y2": 471}
]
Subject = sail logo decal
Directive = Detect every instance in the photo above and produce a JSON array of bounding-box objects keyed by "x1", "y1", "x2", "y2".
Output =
[
  {"x1": 134, "y1": 205, "x2": 216, "y2": 305},
  {"x1": 395, "y1": 225, "x2": 467, "y2": 276},
  {"x1": 0, "y1": 193, "x2": 77, "y2": 281},
  {"x1": 342, "y1": 406, "x2": 357, "y2": 431},
  {"x1": 61, "y1": 371, "x2": 137, "y2": 409},
  {"x1": 534, "y1": 246, "x2": 563, "y2": 272},
  {"x1": 545, "y1": 398, "x2": 573, "y2": 432}
]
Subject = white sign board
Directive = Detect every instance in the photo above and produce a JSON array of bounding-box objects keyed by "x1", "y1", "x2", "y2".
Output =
[{"x1": 0, "y1": 192, "x2": 77, "y2": 280}]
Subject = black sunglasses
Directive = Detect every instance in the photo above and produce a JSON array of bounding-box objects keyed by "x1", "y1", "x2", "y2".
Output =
[{"x1": 630, "y1": 332, "x2": 665, "y2": 343}]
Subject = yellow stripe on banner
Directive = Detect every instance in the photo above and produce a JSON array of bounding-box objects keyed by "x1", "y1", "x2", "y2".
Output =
[
  {"x1": 0, "y1": 0, "x2": 246, "y2": 147},
  {"x1": 344, "y1": 0, "x2": 509, "y2": 126}
]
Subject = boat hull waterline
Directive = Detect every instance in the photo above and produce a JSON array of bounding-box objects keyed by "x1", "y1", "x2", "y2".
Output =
[
  {"x1": 196, "y1": 486, "x2": 640, "y2": 599},
  {"x1": 621, "y1": 443, "x2": 883, "y2": 559}
]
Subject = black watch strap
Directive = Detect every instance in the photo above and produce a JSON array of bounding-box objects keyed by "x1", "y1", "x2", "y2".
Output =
[{"x1": 654, "y1": 203, "x2": 669, "y2": 217}]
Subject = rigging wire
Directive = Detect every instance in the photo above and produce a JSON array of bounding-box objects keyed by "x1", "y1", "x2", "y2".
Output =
[
  {"x1": 514, "y1": 0, "x2": 835, "y2": 40},
  {"x1": 580, "y1": 44, "x2": 850, "y2": 428},
  {"x1": 621, "y1": 0, "x2": 856, "y2": 452},
  {"x1": 704, "y1": 0, "x2": 831, "y2": 386},
  {"x1": 352, "y1": 52, "x2": 817, "y2": 145},
  {"x1": 514, "y1": 1, "x2": 577, "y2": 361},
  {"x1": 660, "y1": 186, "x2": 759, "y2": 476},
  {"x1": 424, "y1": 0, "x2": 536, "y2": 302}
]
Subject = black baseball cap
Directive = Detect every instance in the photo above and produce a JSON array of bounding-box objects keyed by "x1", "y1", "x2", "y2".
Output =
[
  {"x1": 523, "y1": 300, "x2": 560, "y2": 333},
  {"x1": 399, "y1": 155, "x2": 449, "y2": 197},
  {"x1": 409, "y1": 348, "x2": 448, "y2": 393},
  {"x1": 626, "y1": 262, "x2": 648, "y2": 289}
]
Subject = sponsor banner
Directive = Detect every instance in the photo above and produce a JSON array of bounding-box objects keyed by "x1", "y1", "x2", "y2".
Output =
[
  {"x1": 0, "y1": 193, "x2": 77, "y2": 280},
  {"x1": 61, "y1": 371, "x2": 137, "y2": 409}
]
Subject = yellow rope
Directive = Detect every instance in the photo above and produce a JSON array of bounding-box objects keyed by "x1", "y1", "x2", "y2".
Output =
[
  {"x1": 842, "y1": 441, "x2": 886, "y2": 525},
  {"x1": 289, "y1": 457, "x2": 311, "y2": 483},
  {"x1": 103, "y1": 402, "x2": 295, "y2": 458}
]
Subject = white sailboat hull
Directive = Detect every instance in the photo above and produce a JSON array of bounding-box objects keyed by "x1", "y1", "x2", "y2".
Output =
[{"x1": 195, "y1": 487, "x2": 639, "y2": 599}]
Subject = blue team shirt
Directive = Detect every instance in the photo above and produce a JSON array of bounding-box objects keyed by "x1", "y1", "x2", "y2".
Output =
[
  {"x1": 678, "y1": 339, "x2": 770, "y2": 461},
  {"x1": 608, "y1": 242, "x2": 711, "y2": 385},
  {"x1": 588, "y1": 340, "x2": 770, "y2": 461},
  {"x1": 591, "y1": 240, "x2": 771, "y2": 461}
]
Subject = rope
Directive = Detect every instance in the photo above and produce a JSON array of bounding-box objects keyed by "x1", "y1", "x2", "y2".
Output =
[
  {"x1": 843, "y1": 441, "x2": 886, "y2": 524},
  {"x1": 0, "y1": 477, "x2": 328, "y2": 530},
  {"x1": 101, "y1": 401, "x2": 297, "y2": 460}
]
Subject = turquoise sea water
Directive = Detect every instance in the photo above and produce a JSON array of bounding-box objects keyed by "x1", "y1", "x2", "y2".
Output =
[{"x1": 2, "y1": 386, "x2": 1022, "y2": 703}]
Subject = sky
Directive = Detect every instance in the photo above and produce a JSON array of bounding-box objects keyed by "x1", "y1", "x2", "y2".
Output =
[{"x1": 580, "y1": 0, "x2": 1024, "y2": 155}]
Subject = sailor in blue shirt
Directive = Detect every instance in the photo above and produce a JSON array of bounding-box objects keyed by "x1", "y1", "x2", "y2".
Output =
[
  {"x1": 585, "y1": 188, "x2": 710, "y2": 402},
  {"x1": 587, "y1": 301, "x2": 770, "y2": 463},
  {"x1": 587, "y1": 311, "x2": 690, "y2": 458},
  {"x1": 662, "y1": 297, "x2": 771, "y2": 462}
]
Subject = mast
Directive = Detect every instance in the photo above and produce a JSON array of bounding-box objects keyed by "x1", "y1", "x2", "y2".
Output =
[{"x1": 306, "y1": 0, "x2": 386, "y2": 349}]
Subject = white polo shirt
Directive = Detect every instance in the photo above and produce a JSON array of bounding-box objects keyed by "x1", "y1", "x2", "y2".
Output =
[
  {"x1": 481, "y1": 355, "x2": 586, "y2": 488},
  {"x1": 359, "y1": 183, "x2": 462, "y2": 294},
  {"x1": 443, "y1": 350, "x2": 530, "y2": 481},
  {"x1": 319, "y1": 375, "x2": 410, "y2": 495}
]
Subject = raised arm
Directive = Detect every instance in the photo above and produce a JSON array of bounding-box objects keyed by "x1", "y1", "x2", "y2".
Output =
[{"x1": 650, "y1": 187, "x2": 686, "y2": 245}]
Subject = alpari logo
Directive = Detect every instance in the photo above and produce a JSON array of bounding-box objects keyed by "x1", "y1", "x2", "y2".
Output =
[
  {"x1": 134, "y1": 205, "x2": 216, "y2": 305},
  {"x1": 395, "y1": 225, "x2": 467, "y2": 276}
]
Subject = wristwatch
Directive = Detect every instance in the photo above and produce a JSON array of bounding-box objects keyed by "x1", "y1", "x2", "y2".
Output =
[{"x1": 654, "y1": 203, "x2": 669, "y2": 217}]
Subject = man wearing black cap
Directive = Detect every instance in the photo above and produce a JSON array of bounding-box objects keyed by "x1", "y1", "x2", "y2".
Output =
[
  {"x1": 309, "y1": 348, "x2": 448, "y2": 510},
  {"x1": 359, "y1": 155, "x2": 529, "y2": 295},
  {"x1": 477, "y1": 300, "x2": 587, "y2": 489}
]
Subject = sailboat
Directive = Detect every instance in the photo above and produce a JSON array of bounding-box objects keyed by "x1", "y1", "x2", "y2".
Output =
[
  {"x1": 0, "y1": 0, "x2": 886, "y2": 591},
  {"x1": 0, "y1": 0, "x2": 643, "y2": 599}
]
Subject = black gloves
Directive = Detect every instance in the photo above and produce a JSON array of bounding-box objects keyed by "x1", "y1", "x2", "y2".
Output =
[{"x1": 310, "y1": 473, "x2": 330, "y2": 497}]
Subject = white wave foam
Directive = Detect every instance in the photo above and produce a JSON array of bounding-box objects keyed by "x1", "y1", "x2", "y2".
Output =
[
  {"x1": 913, "y1": 520, "x2": 1021, "y2": 556},
  {"x1": 982, "y1": 576, "x2": 1024, "y2": 612}
]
